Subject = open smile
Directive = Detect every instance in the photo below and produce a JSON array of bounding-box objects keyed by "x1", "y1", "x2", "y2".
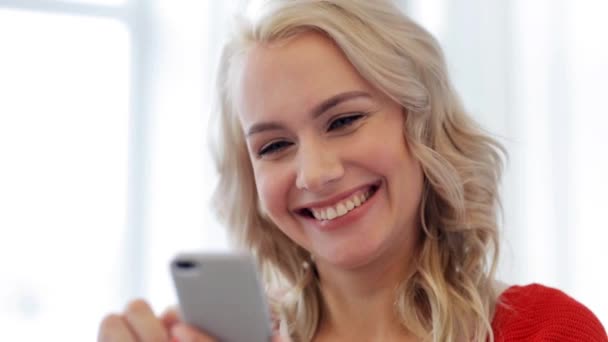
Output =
[{"x1": 296, "y1": 180, "x2": 381, "y2": 222}]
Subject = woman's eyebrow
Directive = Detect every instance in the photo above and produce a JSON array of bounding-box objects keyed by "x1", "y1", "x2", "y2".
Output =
[
  {"x1": 310, "y1": 90, "x2": 371, "y2": 119},
  {"x1": 246, "y1": 90, "x2": 372, "y2": 137}
]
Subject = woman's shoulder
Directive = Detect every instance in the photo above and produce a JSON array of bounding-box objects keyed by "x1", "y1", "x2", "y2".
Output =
[{"x1": 492, "y1": 283, "x2": 607, "y2": 341}]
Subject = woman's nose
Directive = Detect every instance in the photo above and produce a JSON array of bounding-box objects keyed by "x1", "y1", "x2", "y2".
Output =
[{"x1": 295, "y1": 141, "x2": 344, "y2": 192}]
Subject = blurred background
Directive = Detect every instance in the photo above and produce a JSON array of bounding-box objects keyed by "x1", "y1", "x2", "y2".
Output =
[{"x1": 0, "y1": 0, "x2": 606, "y2": 340}]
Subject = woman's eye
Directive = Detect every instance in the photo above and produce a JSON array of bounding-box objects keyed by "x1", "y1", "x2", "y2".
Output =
[
  {"x1": 327, "y1": 114, "x2": 364, "y2": 131},
  {"x1": 258, "y1": 140, "x2": 292, "y2": 156}
]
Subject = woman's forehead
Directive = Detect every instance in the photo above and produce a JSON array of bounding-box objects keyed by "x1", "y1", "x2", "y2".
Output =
[{"x1": 236, "y1": 32, "x2": 375, "y2": 126}]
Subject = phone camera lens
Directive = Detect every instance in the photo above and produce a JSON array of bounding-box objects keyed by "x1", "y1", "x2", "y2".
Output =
[{"x1": 175, "y1": 260, "x2": 197, "y2": 270}]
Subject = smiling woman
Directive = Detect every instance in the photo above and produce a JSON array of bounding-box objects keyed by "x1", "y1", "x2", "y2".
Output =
[
  {"x1": 97, "y1": 0, "x2": 608, "y2": 341},
  {"x1": 213, "y1": 2, "x2": 501, "y2": 339},
  {"x1": 239, "y1": 34, "x2": 423, "y2": 274},
  {"x1": 207, "y1": 0, "x2": 606, "y2": 341}
]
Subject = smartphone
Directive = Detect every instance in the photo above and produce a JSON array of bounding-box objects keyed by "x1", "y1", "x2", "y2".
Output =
[{"x1": 170, "y1": 252, "x2": 272, "y2": 342}]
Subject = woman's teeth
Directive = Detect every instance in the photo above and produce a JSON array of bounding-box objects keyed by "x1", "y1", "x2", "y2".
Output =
[{"x1": 310, "y1": 188, "x2": 373, "y2": 221}]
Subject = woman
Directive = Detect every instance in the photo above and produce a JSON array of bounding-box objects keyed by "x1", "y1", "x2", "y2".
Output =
[{"x1": 98, "y1": 0, "x2": 607, "y2": 341}]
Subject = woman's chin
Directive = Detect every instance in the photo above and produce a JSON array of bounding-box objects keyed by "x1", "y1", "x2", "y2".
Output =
[{"x1": 316, "y1": 244, "x2": 382, "y2": 271}]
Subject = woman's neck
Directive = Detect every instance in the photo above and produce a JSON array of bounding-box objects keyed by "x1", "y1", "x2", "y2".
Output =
[{"x1": 313, "y1": 239, "x2": 420, "y2": 341}]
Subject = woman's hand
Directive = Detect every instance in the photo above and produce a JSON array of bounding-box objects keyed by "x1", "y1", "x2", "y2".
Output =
[
  {"x1": 98, "y1": 299, "x2": 286, "y2": 342},
  {"x1": 97, "y1": 299, "x2": 215, "y2": 342}
]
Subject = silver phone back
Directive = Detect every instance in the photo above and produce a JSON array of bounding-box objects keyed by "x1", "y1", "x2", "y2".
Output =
[{"x1": 171, "y1": 253, "x2": 272, "y2": 342}]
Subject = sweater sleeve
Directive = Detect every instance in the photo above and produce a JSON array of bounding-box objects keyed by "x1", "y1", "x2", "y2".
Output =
[{"x1": 492, "y1": 283, "x2": 608, "y2": 342}]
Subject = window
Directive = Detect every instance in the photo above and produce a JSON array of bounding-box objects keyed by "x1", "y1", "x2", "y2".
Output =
[{"x1": 0, "y1": 4, "x2": 130, "y2": 341}]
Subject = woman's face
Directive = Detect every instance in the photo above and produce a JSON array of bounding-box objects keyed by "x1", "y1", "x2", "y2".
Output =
[{"x1": 237, "y1": 33, "x2": 424, "y2": 270}]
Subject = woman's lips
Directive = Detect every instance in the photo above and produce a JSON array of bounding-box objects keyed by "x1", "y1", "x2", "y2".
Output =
[
  {"x1": 294, "y1": 181, "x2": 380, "y2": 216},
  {"x1": 295, "y1": 181, "x2": 380, "y2": 212},
  {"x1": 298, "y1": 180, "x2": 382, "y2": 231}
]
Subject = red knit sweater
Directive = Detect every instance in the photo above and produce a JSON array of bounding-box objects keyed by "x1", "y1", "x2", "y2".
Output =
[{"x1": 492, "y1": 284, "x2": 607, "y2": 341}]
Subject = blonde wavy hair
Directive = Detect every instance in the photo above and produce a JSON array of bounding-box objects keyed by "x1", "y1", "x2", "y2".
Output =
[{"x1": 211, "y1": 0, "x2": 506, "y2": 341}]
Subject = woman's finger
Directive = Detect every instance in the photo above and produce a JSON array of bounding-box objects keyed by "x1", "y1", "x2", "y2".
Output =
[
  {"x1": 123, "y1": 299, "x2": 169, "y2": 342},
  {"x1": 271, "y1": 334, "x2": 287, "y2": 342},
  {"x1": 160, "y1": 306, "x2": 180, "y2": 331},
  {"x1": 97, "y1": 314, "x2": 137, "y2": 342},
  {"x1": 171, "y1": 322, "x2": 216, "y2": 342}
]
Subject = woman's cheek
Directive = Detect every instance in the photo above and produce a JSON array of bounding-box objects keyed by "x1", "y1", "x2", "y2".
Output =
[{"x1": 254, "y1": 164, "x2": 290, "y2": 219}]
